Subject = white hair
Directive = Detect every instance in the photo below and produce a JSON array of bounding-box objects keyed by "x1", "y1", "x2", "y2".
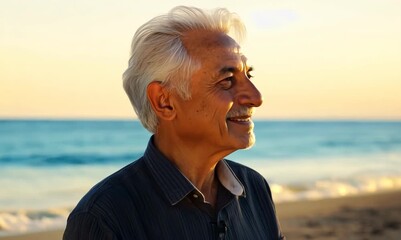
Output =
[{"x1": 122, "y1": 6, "x2": 246, "y2": 133}]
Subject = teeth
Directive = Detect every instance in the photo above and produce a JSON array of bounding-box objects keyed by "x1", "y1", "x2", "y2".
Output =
[
  {"x1": 236, "y1": 118, "x2": 249, "y2": 122},
  {"x1": 229, "y1": 117, "x2": 250, "y2": 122}
]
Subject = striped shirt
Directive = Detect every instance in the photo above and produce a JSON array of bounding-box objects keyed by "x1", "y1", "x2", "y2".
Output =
[{"x1": 63, "y1": 137, "x2": 285, "y2": 240}]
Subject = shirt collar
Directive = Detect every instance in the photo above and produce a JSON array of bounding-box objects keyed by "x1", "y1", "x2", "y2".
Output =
[
  {"x1": 216, "y1": 160, "x2": 245, "y2": 197},
  {"x1": 143, "y1": 136, "x2": 245, "y2": 206}
]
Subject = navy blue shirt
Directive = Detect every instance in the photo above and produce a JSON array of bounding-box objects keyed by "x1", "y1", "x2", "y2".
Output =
[{"x1": 63, "y1": 137, "x2": 285, "y2": 239}]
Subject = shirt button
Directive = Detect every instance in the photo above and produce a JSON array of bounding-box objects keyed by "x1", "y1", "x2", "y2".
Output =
[{"x1": 193, "y1": 194, "x2": 198, "y2": 199}]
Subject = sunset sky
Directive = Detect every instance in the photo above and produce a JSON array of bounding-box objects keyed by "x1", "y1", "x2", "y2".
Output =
[{"x1": 1, "y1": 0, "x2": 400, "y2": 119}]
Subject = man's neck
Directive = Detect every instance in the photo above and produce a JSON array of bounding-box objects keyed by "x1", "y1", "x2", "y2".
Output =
[{"x1": 153, "y1": 133, "x2": 226, "y2": 206}]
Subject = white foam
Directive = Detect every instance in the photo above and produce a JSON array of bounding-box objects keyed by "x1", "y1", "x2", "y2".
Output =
[
  {"x1": 1, "y1": 152, "x2": 401, "y2": 235},
  {"x1": 270, "y1": 175, "x2": 401, "y2": 203},
  {"x1": 2, "y1": 175, "x2": 400, "y2": 236},
  {"x1": 0, "y1": 208, "x2": 69, "y2": 236}
]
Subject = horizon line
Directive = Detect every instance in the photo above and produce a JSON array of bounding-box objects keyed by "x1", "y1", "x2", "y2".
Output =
[{"x1": 1, "y1": 117, "x2": 400, "y2": 122}]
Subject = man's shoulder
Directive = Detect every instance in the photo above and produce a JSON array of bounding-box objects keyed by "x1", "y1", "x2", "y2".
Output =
[{"x1": 69, "y1": 157, "x2": 148, "y2": 217}]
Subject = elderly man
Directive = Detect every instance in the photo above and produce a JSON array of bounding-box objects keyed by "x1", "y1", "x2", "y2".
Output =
[{"x1": 64, "y1": 6, "x2": 285, "y2": 240}]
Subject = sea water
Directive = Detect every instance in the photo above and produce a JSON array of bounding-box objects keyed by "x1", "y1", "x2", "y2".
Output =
[{"x1": 1, "y1": 119, "x2": 401, "y2": 235}]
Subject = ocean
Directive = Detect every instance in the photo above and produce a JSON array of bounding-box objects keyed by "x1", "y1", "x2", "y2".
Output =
[{"x1": 1, "y1": 119, "x2": 401, "y2": 236}]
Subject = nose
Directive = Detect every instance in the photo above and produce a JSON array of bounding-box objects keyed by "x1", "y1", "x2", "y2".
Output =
[{"x1": 236, "y1": 79, "x2": 263, "y2": 107}]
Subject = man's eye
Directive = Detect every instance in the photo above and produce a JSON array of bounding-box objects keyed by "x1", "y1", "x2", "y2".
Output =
[{"x1": 220, "y1": 77, "x2": 234, "y2": 89}]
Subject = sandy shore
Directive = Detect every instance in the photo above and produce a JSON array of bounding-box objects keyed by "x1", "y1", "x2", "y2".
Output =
[
  {"x1": 0, "y1": 230, "x2": 63, "y2": 240},
  {"x1": 277, "y1": 190, "x2": 401, "y2": 239},
  {"x1": 1, "y1": 190, "x2": 400, "y2": 240}
]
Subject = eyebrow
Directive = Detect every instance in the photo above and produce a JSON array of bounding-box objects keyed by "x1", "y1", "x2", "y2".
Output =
[
  {"x1": 218, "y1": 64, "x2": 253, "y2": 77},
  {"x1": 219, "y1": 66, "x2": 237, "y2": 76}
]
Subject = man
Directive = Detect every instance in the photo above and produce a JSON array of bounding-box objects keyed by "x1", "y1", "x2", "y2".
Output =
[{"x1": 64, "y1": 6, "x2": 285, "y2": 240}]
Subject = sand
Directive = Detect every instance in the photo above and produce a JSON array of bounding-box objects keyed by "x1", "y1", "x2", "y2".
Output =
[
  {"x1": 1, "y1": 190, "x2": 400, "y2": 240},
  {"x1": 277, "y1": 190, "x2": 401, "y2": 239},
  {"x1": 0, "y1": 230, "x2": 63, "y2": 240}
]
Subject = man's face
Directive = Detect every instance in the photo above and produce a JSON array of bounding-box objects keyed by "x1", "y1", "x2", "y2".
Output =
[{"x1": 171, "y1": 30, "x2": 263, "y2": 155}]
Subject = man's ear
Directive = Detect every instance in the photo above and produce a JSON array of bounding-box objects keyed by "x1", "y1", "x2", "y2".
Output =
[{"x1": 147, "y1": 82, "x2": 175, "y2": 120}]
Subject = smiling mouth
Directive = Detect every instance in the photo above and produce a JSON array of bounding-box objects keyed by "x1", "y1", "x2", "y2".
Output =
[{"x1": 226, "y1": 116, "x2": 252, "y2": 123}]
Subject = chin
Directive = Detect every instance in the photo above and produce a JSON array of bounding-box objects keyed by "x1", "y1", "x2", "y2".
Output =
[
  {"x1": 244, "y1": 133, "x2": 256, "y2": 149},
  {"x1": 233, "y1": 132, "x2": 256, "y2": 150}
]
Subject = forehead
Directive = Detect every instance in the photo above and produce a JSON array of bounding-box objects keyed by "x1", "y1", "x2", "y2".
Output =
[{"x1": 182, "y1": 30, "x2": 246, "y2": 69}]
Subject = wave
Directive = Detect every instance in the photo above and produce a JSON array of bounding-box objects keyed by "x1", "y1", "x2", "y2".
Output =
[
  {"x1": 0, "y1": 153, "x2": 141, "y2": 166},
  {"x1": 270, "y1": 175, "x2": 401, "y2": 203},
  {"x1": 1, "y1": 174, "x2": 400, "y2": 236},
  {"x1": 0, "y1": 208, "x2": 70, "y2": 237},
  {"x1": 1, "y1": 176, "x2": 400, "y2": 236}
]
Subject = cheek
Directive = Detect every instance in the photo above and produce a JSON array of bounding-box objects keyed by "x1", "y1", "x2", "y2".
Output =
[
  {"x1": 195, "y1": 97, "x2": 217, "y2": 119},
  {"x1": 197, "y1": 100, "x2": 208, "y2": 114},
  {"x1": 193, "y1": 91, "x2": 233, "y2": 120}
]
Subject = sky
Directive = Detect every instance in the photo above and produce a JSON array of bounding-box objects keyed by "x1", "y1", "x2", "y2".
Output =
[{"x1": 1, "y1": 0, "x2": 401, "y2": 120}]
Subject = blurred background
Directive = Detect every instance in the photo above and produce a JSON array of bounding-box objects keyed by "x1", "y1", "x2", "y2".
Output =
[
  {"x1": 1, "y1": 0, "x2": 401, "y2": 239},
  {"x1": 2, "y1": 0, "x2": 400, "y2": 119}
]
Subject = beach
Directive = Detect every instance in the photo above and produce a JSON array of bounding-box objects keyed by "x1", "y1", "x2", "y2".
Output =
[
  {"x1": 278, "y1": 190, "x2": 401, "y2": 239},
  {"x1": 1, "y1": 190, "x2": 400, "y2": 240},
  {"x1": 1, "y1": 120, "x2": 400, "y2": 238}
]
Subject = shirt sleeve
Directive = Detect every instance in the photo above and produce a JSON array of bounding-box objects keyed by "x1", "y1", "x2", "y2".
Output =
[{"x1": 63, "y1": 212, "x2": 117, "y2": 240}]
